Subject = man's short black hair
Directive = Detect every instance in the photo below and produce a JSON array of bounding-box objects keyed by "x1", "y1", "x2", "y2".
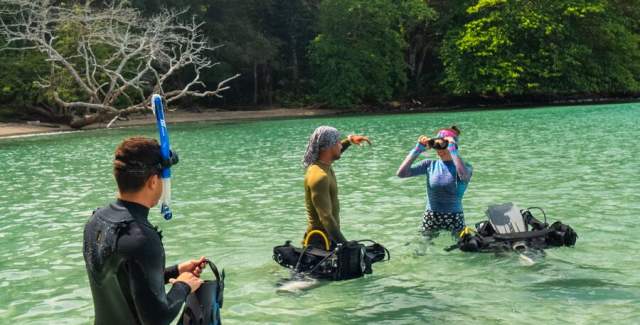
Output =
[{"x1": 113, "y1": 137, "x2": 162, "y2": 193}]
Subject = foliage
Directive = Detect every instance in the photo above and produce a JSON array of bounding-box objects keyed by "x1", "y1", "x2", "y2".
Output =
[
  {"x1": 309, "y1": 0, "x2": 430, "y2": 107},
  {"x1": 440, "y1": 0, "x2": 640, "y2": 96},
  {"x1": 1, "y1": 0, "x2": 640, "y2": 119},
  {"x1": 0, "y1": 48, "x2": 47, "y2": 107},
  {"x1": 0, "y1": 0, "x2": 237, "y2": 127}
]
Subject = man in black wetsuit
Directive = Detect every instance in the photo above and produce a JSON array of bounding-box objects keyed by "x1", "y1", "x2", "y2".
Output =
[{"x1": 83, "y1": 137, "x2": 205, "y2": 325}]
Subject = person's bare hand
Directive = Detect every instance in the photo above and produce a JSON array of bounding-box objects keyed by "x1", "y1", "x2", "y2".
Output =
[
  {"x1": 348, "y1": 135, "x2": 372, "y2": 145},
  {"x1": 443, "y1": 136, "x2": 458, "y2": 152},
  {"x1": 443, "y1": 136, "x2": 456, "y2": 144},
  {"x1": 170, "y1": 272, "x2": 203, "y2": 293},
  {"x1": 418, "y1": 135, "x2": 429, "y2": 148},
  {"x1": 178, "y1": 256, "x2": 206, "y2": 278}
]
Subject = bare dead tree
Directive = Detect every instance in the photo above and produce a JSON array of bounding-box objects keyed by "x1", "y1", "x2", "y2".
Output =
[{"x1": 0, "y1": 0, "x2": 239, "y2": 128}]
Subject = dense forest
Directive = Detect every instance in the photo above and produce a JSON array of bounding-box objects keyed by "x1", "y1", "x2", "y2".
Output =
[{"x1": 1, "y1": 0, "x2": 639, "y2": 125}]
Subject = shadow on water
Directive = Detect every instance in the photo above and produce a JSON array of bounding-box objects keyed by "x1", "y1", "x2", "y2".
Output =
[
  {"x1": 526, "y1": 278, "x2": 640, "y2": 302},
  {"x1": 531, "y1": 277, "x2": 626, "y2": 288}
]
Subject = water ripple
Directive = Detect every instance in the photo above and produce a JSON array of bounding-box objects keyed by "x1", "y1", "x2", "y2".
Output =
[{"x1": 1, "y1": 103, "x2": 639, "y2": 323}]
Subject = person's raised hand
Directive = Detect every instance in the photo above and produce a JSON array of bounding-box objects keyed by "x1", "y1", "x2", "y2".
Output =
[
  {"x1": 443, "y1": 136, "x2": 456, "y2": 144},
  {"x1": 178, "y1": 256, "x2": 206, "y2": 278},
  {"x1": 443, "y1": 136, "x2": 458, "y2": 153},
  {"x1": 170, "y1": 271, "x2": 203, "y2": 293},
  {"x1": 418, "y1": 135, "x2": 429, "y2": 148},
  {"x1": 348, "y1": 135, "x2": 372, "y2": 146}
]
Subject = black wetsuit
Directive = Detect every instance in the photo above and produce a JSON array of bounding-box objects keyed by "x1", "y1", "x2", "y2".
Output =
[{"x1": 83, "y1": 199, "x2": 190, "y2": 325}]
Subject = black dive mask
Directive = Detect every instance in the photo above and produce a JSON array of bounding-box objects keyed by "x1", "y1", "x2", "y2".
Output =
[
  {"x1": 117, "y1": 150, "x2": 179, "y2": 174},
  {"x1": 428, "y1": 137, "x2": 449, "y2": 150},
  {"x1": 157, "y1": 150, "x2": 179, "y2": 170}
]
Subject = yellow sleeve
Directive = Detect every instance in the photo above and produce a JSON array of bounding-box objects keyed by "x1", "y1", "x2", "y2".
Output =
[{"x1": 309, "y1": 174, "x2": 347, "y2": 243}]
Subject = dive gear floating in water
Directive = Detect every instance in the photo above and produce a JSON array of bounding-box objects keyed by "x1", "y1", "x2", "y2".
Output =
[
  {"x1": 273, "y1": 232, "x2": 390, "y2": 281},
  {"x1": 447, "y1": 203, "x2": 577, "y2": 253},
  {"x1": 178, "y1": 259, "x2": 225, "y2": 325}
]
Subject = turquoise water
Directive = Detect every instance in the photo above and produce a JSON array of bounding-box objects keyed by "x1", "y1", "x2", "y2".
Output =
[{"x1": 1, "y1": 103, "x2": 639, "y2": 324}]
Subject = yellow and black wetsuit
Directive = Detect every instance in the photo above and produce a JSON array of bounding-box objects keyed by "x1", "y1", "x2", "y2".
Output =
[{"x1": 304, "y1": 139, "x2": 351, "y2": 247}]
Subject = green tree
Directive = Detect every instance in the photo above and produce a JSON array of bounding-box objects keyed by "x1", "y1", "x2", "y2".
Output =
[
  {"x1": 440, "y1": 0, "x2": 640, "y2": 96},
  {"x1": 0, "y1": 48, "x2": 49, "y2": 119},
  {"x1": 399, "y1": 0, "x2": 437, "y2": 94},
  {"x1": 202, "y1": 0, "x2": 321, "y2": 106},
  {"x1": 264, "y1": 0, "x2": 319, "y2": 105},
  {"x1": 0, "y1": 0, "x2": 237, "y2": 128},
  {"x1": 309, "y1": 0, "x2": 430, "y2": 107},
  {"x1": 205, "y1": 0, "x2": 279, "y2": 105}
]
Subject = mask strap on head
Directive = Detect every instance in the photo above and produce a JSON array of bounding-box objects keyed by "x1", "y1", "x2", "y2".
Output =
[
  {"x1": 157, "y1": 150, "x2": 179, "y2": 170},
  {"x1": 115, "y1": 149, "x2": 179, "y2": 174},
  {"x1": 437, "y1": 129, "x2": 458, "y2": 142},
  {"x1": 437, "y1": 129, "x2": 459, "y2": 150}
]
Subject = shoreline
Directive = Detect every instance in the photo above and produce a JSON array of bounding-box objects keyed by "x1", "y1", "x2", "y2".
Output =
[
  {"x1": 0, "y1": 108, "x2": 340, "y2": 139},
  {"x1": 1, "y1": 98, "x2": 639, "y2": 139}
]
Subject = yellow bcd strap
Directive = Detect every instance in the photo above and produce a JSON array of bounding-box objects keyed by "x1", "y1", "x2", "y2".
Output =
[
  {"x1": 303, "y1": 230, "x2": 330, "y2": 251},
  {"x1": 459, "y1": 226, "x2": 474, "y2": 238}
]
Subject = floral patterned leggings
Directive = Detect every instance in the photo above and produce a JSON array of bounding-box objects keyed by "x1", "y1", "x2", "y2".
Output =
[{"x1": 421, "y1": 210, "x2": 465, "y2": 238}]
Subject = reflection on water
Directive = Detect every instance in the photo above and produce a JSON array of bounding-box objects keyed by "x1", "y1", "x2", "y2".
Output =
[{"x1": 1, "y1": 103, "x2": 639, "y2": 324}]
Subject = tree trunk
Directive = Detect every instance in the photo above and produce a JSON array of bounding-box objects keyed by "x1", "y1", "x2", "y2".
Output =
[
  {"x1": 68, "y1": 105, "x2": 147, "y2": 129},
  {"x1": 69, "y1": 111, "x2": 116, "y2": 129},
  {"x1": 253, "y1": 61, "x2": 259, "y2": 105},
  {"x1": 291, "y1": 36, "x2": 299, "y2": 87},
  {"x1": 264, "y1": 62, "x2": 273, "y2": 106},
  {"x1": 415, "y1": 44, "x2": 429, "y2": 94},
  {"x1": 416, "y1": 45, "x2": 428, "y2": 79},
  {"x1": 27, "y1": 104, "x2": 70, "y2": 123}
]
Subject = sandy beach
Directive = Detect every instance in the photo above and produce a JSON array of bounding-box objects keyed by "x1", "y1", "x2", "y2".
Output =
[{"x1": 0, "y1": 108, "x2": 340, "y2": 139}]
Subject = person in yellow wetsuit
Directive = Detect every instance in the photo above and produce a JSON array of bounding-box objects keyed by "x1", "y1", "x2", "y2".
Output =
[{"x1": 302, "y1": 126, "x2": 371, "y2": 248}]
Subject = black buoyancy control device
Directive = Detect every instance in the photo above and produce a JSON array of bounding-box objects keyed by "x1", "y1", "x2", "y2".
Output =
[
  {"x1": 448, "y1": 205, "x2": 577, "y2": 253},
  {"x1": 273, "y1": 240, "x2": 390, "y2": 281},
  {"x1": 178, "y1": 259, "x2": 224, "y2": 325}
]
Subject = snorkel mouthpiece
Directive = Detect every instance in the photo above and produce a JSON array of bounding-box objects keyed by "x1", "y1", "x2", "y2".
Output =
[
  {"x1": 161, "y1": 201, "x2": 172, "y2": 220},
  {"x1": 152, "y1": 94, "x2": 174, "y2": 220}
]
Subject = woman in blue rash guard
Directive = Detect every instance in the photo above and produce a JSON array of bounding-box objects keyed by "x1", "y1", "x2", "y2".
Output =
[{"x1": 396, "y1": 126, "x2": 473, "y2": 238}]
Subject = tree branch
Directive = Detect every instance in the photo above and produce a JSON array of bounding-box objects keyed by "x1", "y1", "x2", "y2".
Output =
[{"x1": 1, "y1": 0, "x2": 237, "y2": 128}]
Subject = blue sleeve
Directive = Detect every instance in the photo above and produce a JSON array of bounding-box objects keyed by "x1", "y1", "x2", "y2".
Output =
[
  {"x1": 458, "y1": 163, "x2": 473, "y2": 183},
  {"x1": 407, "y1": 159, "x2": 431, "y2": 177},
  {"x1": 467, "y1": 164, "x2": 473, "y2": 178}
]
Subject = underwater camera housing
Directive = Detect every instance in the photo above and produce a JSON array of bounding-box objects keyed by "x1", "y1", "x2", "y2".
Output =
[
  {"x1": 273, "y1": 240, "x2": 389, "y2": 281},
  {"x1": 449, "y1": 203, "x2": 577, "y2": 253}
]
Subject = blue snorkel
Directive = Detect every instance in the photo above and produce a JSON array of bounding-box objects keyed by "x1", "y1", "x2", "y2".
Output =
[{"x1": 152, "y1": 94, "x2": 174, "y2": 220}]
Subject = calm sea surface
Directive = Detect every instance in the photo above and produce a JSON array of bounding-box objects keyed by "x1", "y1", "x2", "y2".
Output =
[{"x1": 1, "y1": 103, "x2": 639, "y2": 324}]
